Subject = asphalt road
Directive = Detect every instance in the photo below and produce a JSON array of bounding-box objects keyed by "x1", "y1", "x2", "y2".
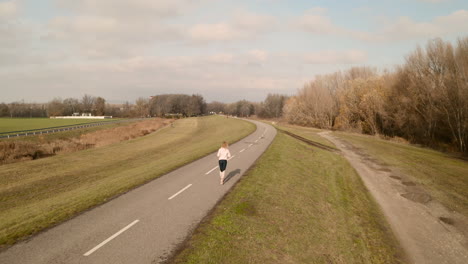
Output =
[{"x1": 0, "y1": 119, "x2": 276, "y2": 264}]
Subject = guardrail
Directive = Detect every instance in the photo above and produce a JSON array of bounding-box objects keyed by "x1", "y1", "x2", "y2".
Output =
[{"x1": 0, "y1": 119, "x2": 141, "y2": 139}]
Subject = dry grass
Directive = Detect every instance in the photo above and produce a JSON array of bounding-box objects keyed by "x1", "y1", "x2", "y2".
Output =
[
  {"x1": 0, "y1": 118, "x2": 170, "y2": 165},
  {"x1": 171, "y1": 125, "x2": 404, "y2": 264},
  {"x1": 0, "y1": 115, "x2": 255, "y2": 247}
]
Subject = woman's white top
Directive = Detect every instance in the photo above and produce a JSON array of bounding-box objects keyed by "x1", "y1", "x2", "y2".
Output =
[{"x1": 217, "y1": 147, "x2": 231, "y2": 160}]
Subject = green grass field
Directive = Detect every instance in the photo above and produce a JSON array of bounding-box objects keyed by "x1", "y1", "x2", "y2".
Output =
[
  {"x1": 172, "y1": 124, "x2": 405, "y2": 264},
  {"x1": 0, "y1": 118, "x2": 118, "y2": 134},
  {"x1": 333, "y1": 132, "x2": 468, "y2": 217},
  {"x1": 0, "y1": 115, "x2": 255, "y2": 246}
]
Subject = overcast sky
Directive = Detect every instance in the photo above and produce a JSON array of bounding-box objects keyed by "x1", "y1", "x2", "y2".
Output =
[{"x1": 1, "y1": 0, "x2": 467, "y2": 104}]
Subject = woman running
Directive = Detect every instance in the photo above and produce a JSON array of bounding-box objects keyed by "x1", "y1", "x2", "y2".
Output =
[{"x1": 217, "y1": 141, "x2": 231, "y2": 185}]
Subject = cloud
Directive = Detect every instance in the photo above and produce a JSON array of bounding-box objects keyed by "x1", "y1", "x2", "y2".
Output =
[
  {"x1": 189, "y1": 23, "x2": 240, "y2": 41},
  {"x1": 0, "y1": 1, "x2": 45, "y2": 68},
  {"x1": 302, "y1": 50, "x2": 368, "y2": 64},
  {"x1": 0, "y1": 0, "x2": 17, "y2": 18},
  {"x1": 295, "y1": 8, "x2": 468, "y2": 42},
  {"x1": 248, "y1": 50, "x2": 268, "y2": 62},
  {"x1": 189, "y1": 11, "x2": 277, "y2": 42},
  {"x1": 54, "y1": 0, "x2": 201, "y2": 20},
  {"x1": 376, "y1": 10, "x2": 468, "y2": 41},
  {"x1": 1, "y1": 51, "x2": 301, "y2": 103},
  {"x1": 45, "y1": 16, "x2": 183, "y2": 59},
  {"x1": 44, "y1": 0, "x2": 208, "y2": 59},
  {"x1": 294, "y1": 8, "x2": 342, "y2": 35}
]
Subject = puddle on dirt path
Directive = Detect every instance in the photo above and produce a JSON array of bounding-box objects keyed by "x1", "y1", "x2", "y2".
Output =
[{"x1": 401, "y1": 192, "x2": 432, "y2": 204}]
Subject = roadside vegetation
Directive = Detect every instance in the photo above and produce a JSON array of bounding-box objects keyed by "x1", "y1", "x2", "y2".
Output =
[
  {"x1": 333, "y1": 132, "x2": 468, "y2": 217},
  {"x1": 171, "y1": 124, "x2": 405, "y2": 264},
  {"x1": 282, "y1": 36, "x2": 468, "y2": 155},
  {"x1": 0, "y1": 115, "x2": 255, "y2": 247}
]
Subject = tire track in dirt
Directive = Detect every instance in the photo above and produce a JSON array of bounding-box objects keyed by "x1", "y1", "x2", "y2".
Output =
[
  {"x1": 319, "y1": 131, "x2": 468, "y2": 264},
  {"x1": 278, "y1": 129, "x2": 339, "y2": 152}
]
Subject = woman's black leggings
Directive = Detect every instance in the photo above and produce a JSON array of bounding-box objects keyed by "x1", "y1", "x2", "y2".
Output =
[{"x1": 219, "y1": 160, "x2": 227, "y2": 172}]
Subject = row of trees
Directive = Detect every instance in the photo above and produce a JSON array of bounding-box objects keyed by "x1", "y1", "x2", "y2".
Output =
[
  {"x1": 0, "y1": 96, "x2": 154, "y2": 118},
  {"x1": 148, "y1": 94, "x2": 287, "y2": 119},
  {"x1": 0, "y1": 95, "x2": 108, "y2": 118},
  {"x1": 47, "y1": 95, "x2": 107, "y2": 116},
  {"x1": 205, "y1": 94, "x2": 288, "y2": 118},
  {"x1": 1, "y1": 88, "x2": 289, "y2": 119},
  {"x1": 283, "y1": 36, "x2": 468, "y2": 153},
  {"x1": 149, "y1": 94, "x2": 206, "y2": 117}
]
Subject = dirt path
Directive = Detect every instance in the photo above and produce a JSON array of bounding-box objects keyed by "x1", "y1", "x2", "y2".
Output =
[{"x1": 319, "y1": 131, "x2": 468, "y2": 264}]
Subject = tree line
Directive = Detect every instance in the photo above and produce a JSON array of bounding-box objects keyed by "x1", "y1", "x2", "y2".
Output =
[
  {"x1": 0, "y1": 92, "x2": 289, "y2": 120},
  {"x1": 283, "y1": 36, "x2": 468, "y2": 154},
  {"x1": 1, "y1": 95, "x2": 110, "y2": 118},
  {"x1": 0, "y1": 95, "x2": 146, "y2": 118}
]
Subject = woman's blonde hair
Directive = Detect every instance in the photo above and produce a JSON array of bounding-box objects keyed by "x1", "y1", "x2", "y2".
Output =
[{"x1": 221, "y1": 141, "x2": 228, "y2": 148}]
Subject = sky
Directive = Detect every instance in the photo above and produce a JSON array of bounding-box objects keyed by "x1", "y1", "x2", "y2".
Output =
[{"x1": 1, "y1": 0, "x2": 467, "y2": 104}]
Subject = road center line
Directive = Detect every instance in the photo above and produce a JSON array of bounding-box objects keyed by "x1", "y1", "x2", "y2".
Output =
[
  {"x1": 84, "y1": 220, "x2": 139, "y2": 257},
  {"x1": 239, "y1": 149, "x2": 245, "y2": 153},
  {"x1": 228, "y1": 155, "x2": 235, "y2": 160},
  {"x1": 205, "y1": 166, "x2": 218, "y2": 175},
  {"x1": 168, "y1": 184, "x2": 192, "y2": 200},
  {"x1": 255, "y1": 139, "x2": 258, "y2": 143},
  {"x1": 248, "y1": 144, "x2": 253, "y2": 148}
]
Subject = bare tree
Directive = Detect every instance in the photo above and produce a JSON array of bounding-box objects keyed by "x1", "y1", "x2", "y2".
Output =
[
  {"x1": 207, "y1": 101, "x2": 226, "y2": 114},
  {"x1": 0, "y1": 103, "x2": 10, "y2": 117},
  {"x1": 63, "y1": 98, "x2": 80, "y2": 116},
  {"x1": 47, "y1": 98, "x2": 66, "y2": 117},
  {"x1": 94, "y1": 97, "x2": 106, "y2": 116},
  {"x1": 135, "y1": 97, "x2": 150, "y2": 117},
  {"x1": 258, "y1": 94, "x2": 288, "y2": 118},
  {"x1": 149, "y1": 94, "x2": 207, "y2": 118},
  {"x1": 82, "y1": 94, "x2": 95, "y2": 114}
]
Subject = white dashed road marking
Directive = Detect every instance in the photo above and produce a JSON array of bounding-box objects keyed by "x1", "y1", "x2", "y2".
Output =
[
  {"x1": 84, "y1": 220, "x2": 140, "y2": 256},
  {"x1": 168, "y1": 184, "x2": 192, "y2": 200},
  {"x1": 205, "y1": 166, "x2": 218, "y2": 175}
]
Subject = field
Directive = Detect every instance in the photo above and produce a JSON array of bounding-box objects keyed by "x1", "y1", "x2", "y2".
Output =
[
  {"x1": 0, "y1": 115, "x2": 256, "y2": 246},
  {"x1": 171, "y1": 124, "x2": 405, "y2": 264},
  {"x1": 334, "y1": 132, "x2": 468, "y2": 217},
  {"x1": 0, "y1": 118, "x2": 117, "y2": 134}
]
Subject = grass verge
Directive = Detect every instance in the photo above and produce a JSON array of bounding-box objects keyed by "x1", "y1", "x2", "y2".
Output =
[
  {"x1": 0, "y1": 115, "x2": 255, "y2": 247},
  {"x1": 0, "y1": 119, "x2": 135, "y2": 143},
  {"x1": 171, "y1": 125, "x2": 405, "y2": 264},
  {"x1": 333, "y1": 132, "x2": 468, "y2": 217}
]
